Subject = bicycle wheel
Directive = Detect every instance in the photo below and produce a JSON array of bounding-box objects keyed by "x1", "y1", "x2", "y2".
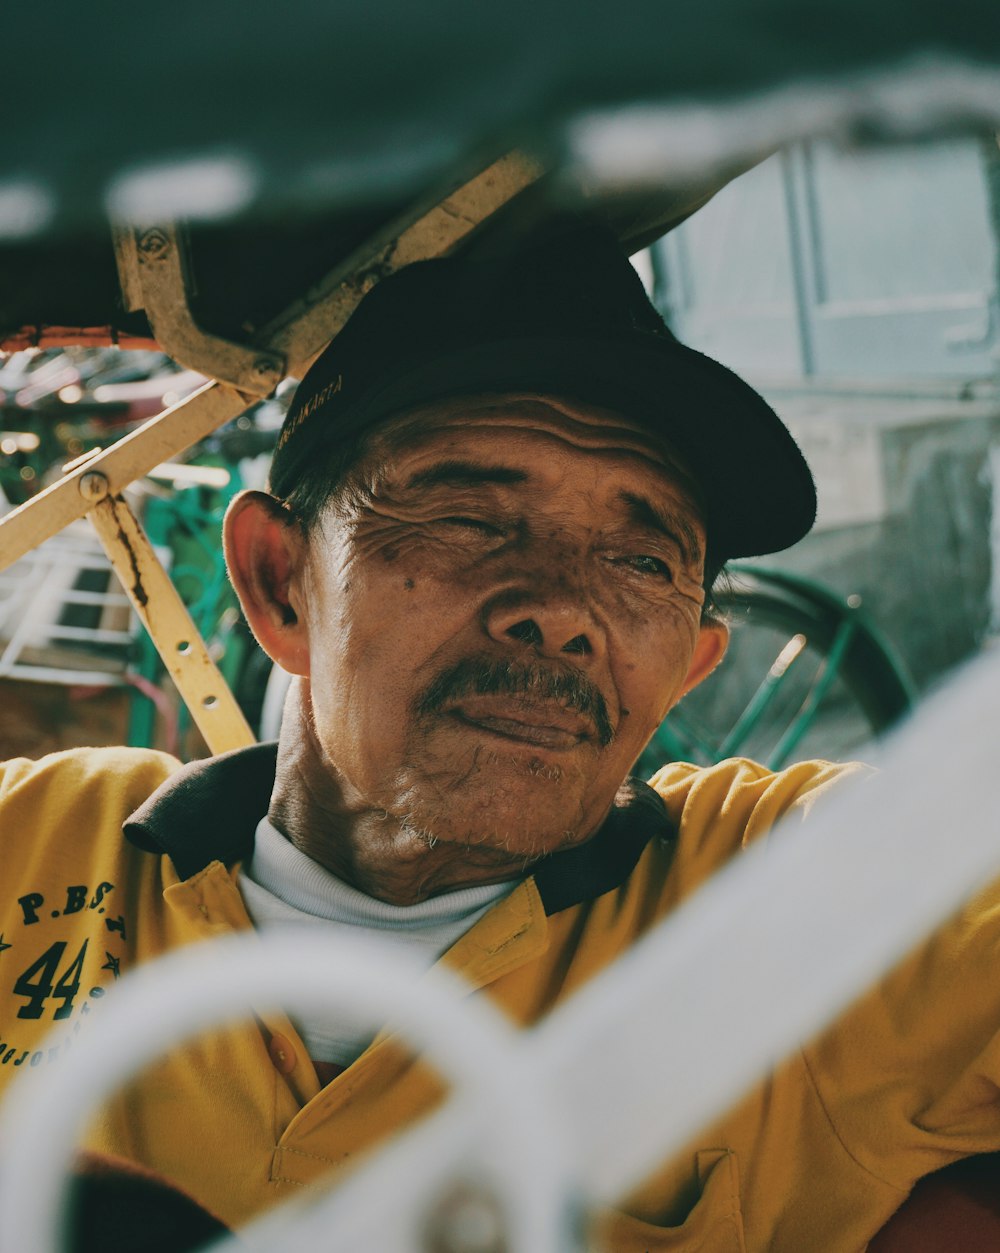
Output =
[{"x1": 637, "y1": 566, "x2": 917, "y2": 776}]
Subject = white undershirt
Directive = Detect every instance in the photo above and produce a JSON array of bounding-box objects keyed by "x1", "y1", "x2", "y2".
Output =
[{"x1": 237, "y1": 816, "x2": 516, "y2": 1067}]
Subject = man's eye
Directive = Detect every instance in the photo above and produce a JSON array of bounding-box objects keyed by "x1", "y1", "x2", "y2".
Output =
[
  {"x1": 619, "y1": 554, "x2": 674, "y2": 580},
  {"x1": 439, "y1": 517, "x2": 504, "y2": 536}
]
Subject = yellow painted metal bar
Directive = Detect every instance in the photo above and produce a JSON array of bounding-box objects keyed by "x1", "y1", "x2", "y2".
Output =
[
  {"x1": 116, "y1": 224, "x2": 285, "y2": 394},
  {"x1": 269, "y1": 151, "x2": 543, "y2": 373},
  {"x1": 85, "y1": 479, "x2": 255, "y2": 756},
  {"x1": 0, "y1": 382, "x2": 249, "y2": 575}
]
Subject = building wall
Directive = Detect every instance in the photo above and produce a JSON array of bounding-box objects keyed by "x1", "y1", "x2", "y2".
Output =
[
  {"x1": 651, "y1": 134, "x2": 1000, "y2": 704},
  {"x1": 770, "y1": 392, "x2": 1000, "y2": 690}
]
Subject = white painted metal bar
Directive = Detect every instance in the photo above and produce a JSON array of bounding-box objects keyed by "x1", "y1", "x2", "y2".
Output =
[
  {"x1": 29, "y1": 588, "x2": 130, "y2": 609},
  {"x1": 567, "y1": 63, "x2": 1000, "y2": 190},
  {"x1": 0, "y1": 934, "x2": 573, "y2": 1253},
  {"x1": 0, "y1": 665, "x2": 121, "y2": 686},
  {"x1": 0, "y1": 601, "x2": 43, "y2": 676},
  {"x1": 1, "y1": 648, "x2": 998, "y2": 1251},
  {"x1": 44, "y1": 625, "x2": 132, "y2": 645}
]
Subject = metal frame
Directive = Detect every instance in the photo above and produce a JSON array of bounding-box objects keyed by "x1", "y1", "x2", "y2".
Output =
[
  {"x1": 0, "y1": 150, "x2": 542, "y2": 753},
  {"x1": 113, "y1": 224, "x2": 285, "y2": 395}
]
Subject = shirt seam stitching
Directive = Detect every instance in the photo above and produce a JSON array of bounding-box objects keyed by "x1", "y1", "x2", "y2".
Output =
[
  {"x1": 800, "y1": 1047, "x2": 908, "y2": 1194},
  {"x1": 276, "y1": 1143, "x2": 343, "y2": 1164},
  {"x1": 482, "y1": 881, "x2": 542, "y2": 959},
  {"x1": 485, "y1": 917, "x2": 532, "y2": 955}
]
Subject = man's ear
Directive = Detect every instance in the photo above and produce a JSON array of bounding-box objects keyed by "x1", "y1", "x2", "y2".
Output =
[
  {"x1": 677, "y1": 619, "x2": 729, "y2": 701},
  {"x1": 223, "y1": 491, "x2": 311, "y2": 676}
]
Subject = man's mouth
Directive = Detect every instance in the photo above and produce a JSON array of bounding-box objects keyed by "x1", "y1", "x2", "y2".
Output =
[
  {"x1": 416, "y1": 657, "x2": 615, "y2": 748},
  {"x1": 449, "y1": 696, "x2": 592, "y2": 750}
]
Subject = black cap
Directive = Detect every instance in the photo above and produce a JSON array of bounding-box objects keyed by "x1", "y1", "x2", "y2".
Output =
[{"x1": 270, "y1": 223, "x2": 815, "y2": 560}]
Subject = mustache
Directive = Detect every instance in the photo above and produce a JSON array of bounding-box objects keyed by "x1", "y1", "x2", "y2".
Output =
[{"x1": 415, "y1": 657, "x2": 615, "y2": 747}]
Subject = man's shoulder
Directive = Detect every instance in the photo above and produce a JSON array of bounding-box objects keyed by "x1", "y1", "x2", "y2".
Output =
[
  {"x1": 0, "y1": 746, "x2": 182, "y2": 821},
  {"x1": 0, "y1": 748, "x2": 185, "y2": 948},
  {"x1": 647, "y1": 755, "x2": 863, "y2": 822},
  {"x1": 643, "y1": 756, "x2": 867, "y2": 898}
]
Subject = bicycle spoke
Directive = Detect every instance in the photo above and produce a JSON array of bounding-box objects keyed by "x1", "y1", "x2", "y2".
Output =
[
  {"x1": 656, "y1": 709, "x2": 722, "y2": 763},
  {"x1": 639, "y1": 568, "x2": 914, "y2": 775},
  {"x1": 768, "y1": 620, "x2": 857, "y2": 769},
  {"x1": 718, "y1": 633, "x2": 808, "y2": 758}
]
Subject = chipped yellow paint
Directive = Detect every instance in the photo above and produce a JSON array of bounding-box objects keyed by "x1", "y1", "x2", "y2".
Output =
[{"x1": 88, "y1": 493, "x2": 255, "y2": 755}]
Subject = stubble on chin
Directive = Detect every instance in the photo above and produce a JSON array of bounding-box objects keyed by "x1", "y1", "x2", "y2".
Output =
[{"x1": 389, "y1": 739, "x2": 593, "y2": 861}]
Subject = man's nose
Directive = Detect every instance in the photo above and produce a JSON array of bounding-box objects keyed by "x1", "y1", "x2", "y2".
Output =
[{"x1": 482, "y1": 577, "x2": 606, "y2": 660}]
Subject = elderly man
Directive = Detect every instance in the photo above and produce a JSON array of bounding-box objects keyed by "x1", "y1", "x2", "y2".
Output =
[{"x1": 2, "y1": 222, "x2": 998, "y2": 1250}]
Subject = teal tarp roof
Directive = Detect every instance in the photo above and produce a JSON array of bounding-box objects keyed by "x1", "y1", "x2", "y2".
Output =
[
  {"x1": 4, "y1": 1, "x2": 998, "y2": 230},
  {"x1": 1, "y1": 3, "x2": 996, "y2": 345}
]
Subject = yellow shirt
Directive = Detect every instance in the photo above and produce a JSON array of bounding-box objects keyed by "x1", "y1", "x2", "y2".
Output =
[{"x1": 0, "y1": 744, "x2": 995, "y2": 1250}]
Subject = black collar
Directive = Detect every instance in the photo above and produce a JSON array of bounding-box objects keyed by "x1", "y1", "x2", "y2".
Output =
[{"x1": 124, "y1": 743, "x2": 675, "y2": 916}]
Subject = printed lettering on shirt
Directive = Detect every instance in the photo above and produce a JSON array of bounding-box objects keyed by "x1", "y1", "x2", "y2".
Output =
[
  {"x1": 0, "y1": 1040, "x2": 68, "y2": 1069},
  {"x1": 17, "y1": 880, "x2": 116, "y2": 925},
  {"x1": 0, "y1": 1016, "x2": 94, "y2": 1071},
  {"x1": 2, "y1": 878, "x2": 127, "y2": 1055}
]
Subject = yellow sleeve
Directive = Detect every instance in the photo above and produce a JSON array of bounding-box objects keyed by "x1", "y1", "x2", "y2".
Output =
[
  {"x1": 648, "y1": 756, "x2": 869, "y2": 901},
  {"x1": 648, "y1": 756, "x2": 1000, "y2": 1189},
  {"x1": 0, "y1": 747, "x2": 180, "y2": 864},
  {"x1": 804, "y1": 877, "x2": 1000, "y2": 1189}
]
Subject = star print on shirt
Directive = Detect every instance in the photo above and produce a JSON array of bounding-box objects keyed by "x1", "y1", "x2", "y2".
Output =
[
  {"x1": 0, "y1": 934, "x2": 10, "y2": 956},
  {"x1": 101, "y1": 952, "x2": 121, "y2": 979}
]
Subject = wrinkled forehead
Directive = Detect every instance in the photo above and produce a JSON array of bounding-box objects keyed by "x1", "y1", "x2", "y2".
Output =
[{"x1": 360, "y1": 392, "x2": 706, "y2": 510}]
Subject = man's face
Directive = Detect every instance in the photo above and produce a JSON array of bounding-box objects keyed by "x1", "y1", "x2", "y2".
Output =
[{"x1": 294, "y1": 395, "x2": 721, "y2": 859}]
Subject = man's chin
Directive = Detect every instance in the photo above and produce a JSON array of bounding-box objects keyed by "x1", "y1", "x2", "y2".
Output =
[
  {"x1": 395, "y1": 773, "x2": 599, "y2": 861},
  {"x1": 383, "y1": 733, "x2": 620, "y2": 857},
  {"x1": 415, "y1": 815, "x2": 592, "y2": 862}
]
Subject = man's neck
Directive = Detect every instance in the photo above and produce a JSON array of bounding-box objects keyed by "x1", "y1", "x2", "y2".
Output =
[{"x1": 269, "y1": 717, "x2": 534, "y2": 906}]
